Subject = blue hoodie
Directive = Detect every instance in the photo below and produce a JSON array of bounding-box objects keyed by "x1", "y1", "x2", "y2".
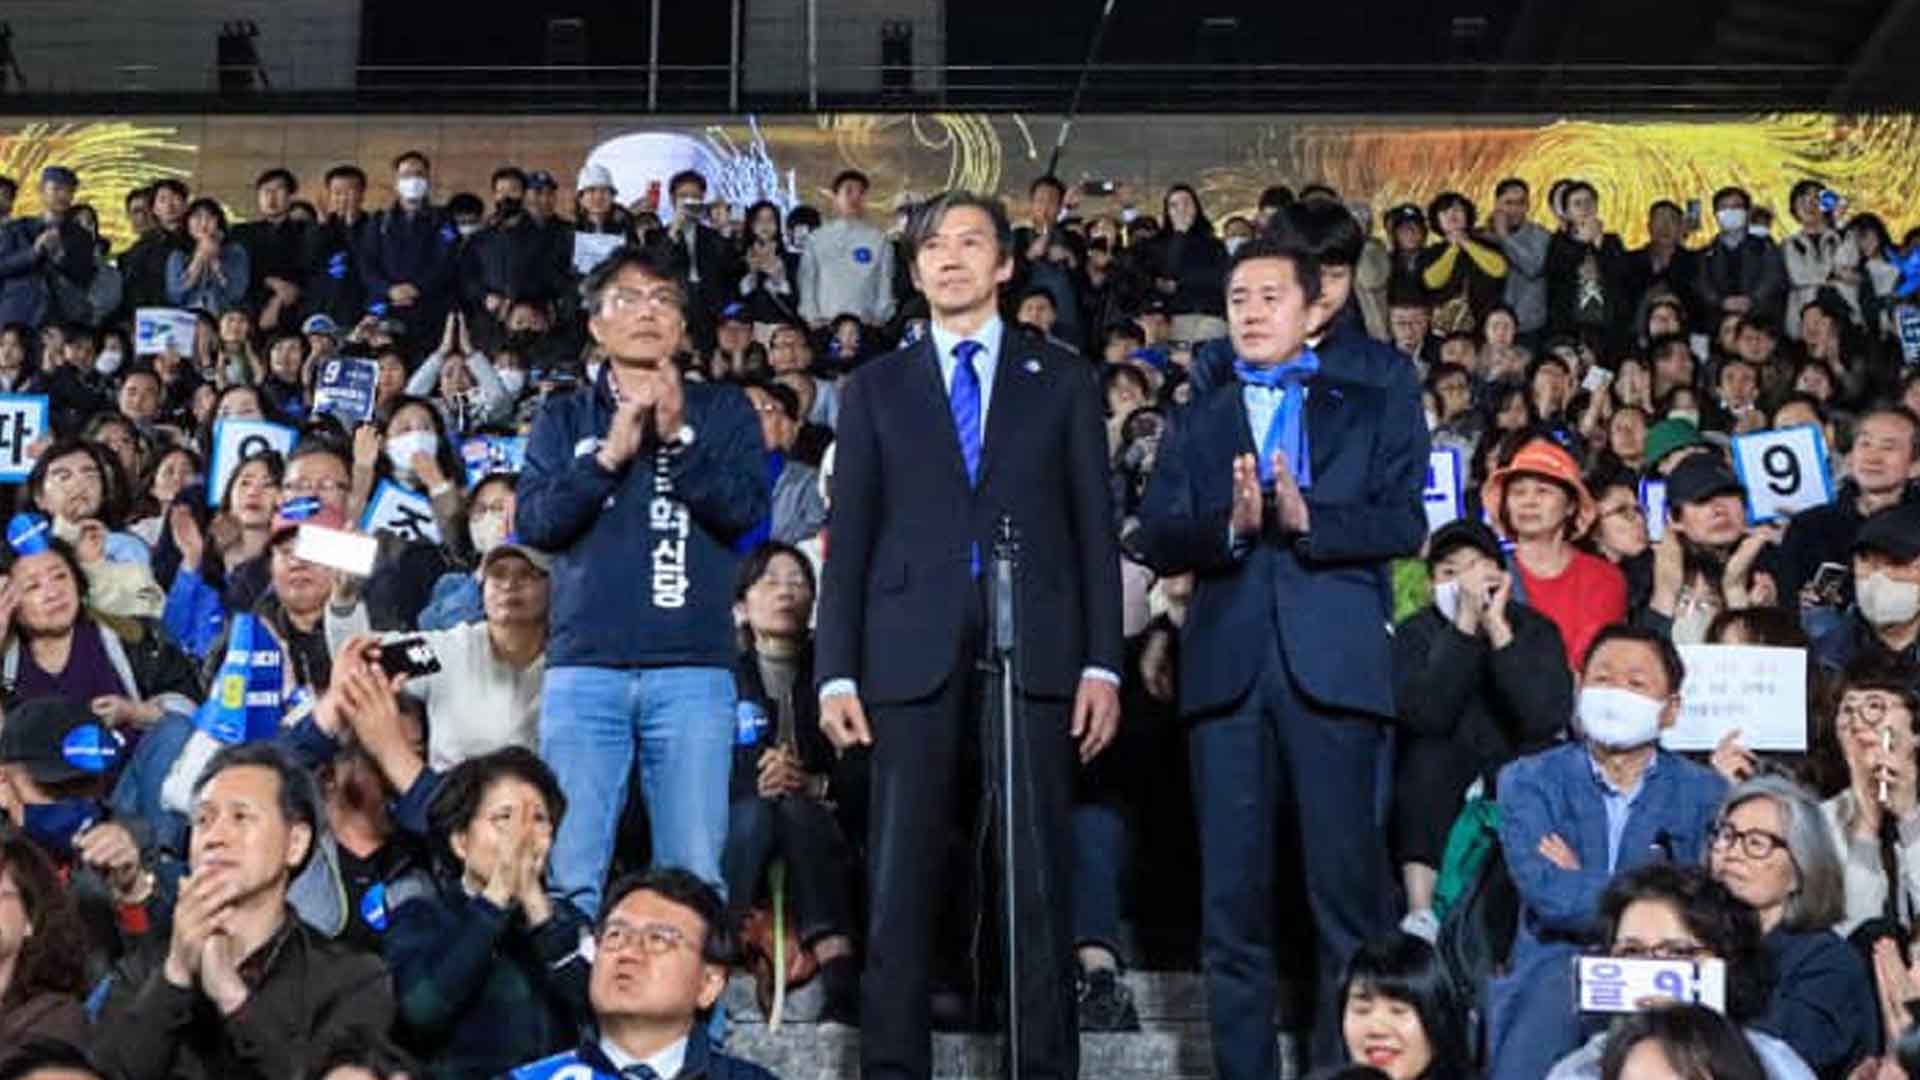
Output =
[{"x1": 516, "y1": 367, "x2": 766, "y2": 670}]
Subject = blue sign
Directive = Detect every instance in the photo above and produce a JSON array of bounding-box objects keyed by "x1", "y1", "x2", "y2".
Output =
[
  {"x1": 313, "y1": 357, "x2": 379, "y2": 424},
  {"x1": 735, "y1": 700, "x2": 770, "y2": 747},
  {"x1": 461, "y1": 435, "x2": 529, "y2": 489},
  {"x1": 192, "y1": 614, "x2": 286, "y2": 745},
  {"x1": 1898, "y1": 306, "x2": 1920, "y2": 365}
]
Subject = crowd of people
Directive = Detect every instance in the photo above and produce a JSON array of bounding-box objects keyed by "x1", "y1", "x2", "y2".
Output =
[{"x1": 0, "y1": 143, "x2": 1909, "y2": 1080}]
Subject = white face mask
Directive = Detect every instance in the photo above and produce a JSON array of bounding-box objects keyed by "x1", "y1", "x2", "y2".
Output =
[
  {"x1": 1225, "y1": 236, "x2": 1247, "y2": 256},
  {"x1": 1433, "y1": 579, "x2": 1462, "y2": 622},
  {"x1": 1668, "y1": 409, "x2": 1701, "y2": 427},
  {"x1": 95, "y1": 349, "x2": 123, "y2": 375},
  {"x1": 1716, "y1": 208, "x2": 1748, "y2": 233},
  {"x1": 456, "y1": 222, "x2": 481, "y2": 238},
  {"x1": 1578, "y1": 685, "x2": 1666, "y2": 750},
  {"x1": 385, "y1": 430, "x2": 438, "y2": 474},
  {"x1": 498, "y1": 368, "x2": 527, "y2": 396},
  {"x1": 469, "y1": 511, "x2": 508, "y2": 556},
  {"x1": 1748, "y1": 224, "x2": 1771, "y2": 240},
  {"x1": 790, "y1": 225, "x2": 812, "y2": 251},
  {"x1": 395, "y1": 176, "x2": 430, "y2": 202},
  {"x1": 1858, "y1": 571, "x2": 1920, "y2": 628}
]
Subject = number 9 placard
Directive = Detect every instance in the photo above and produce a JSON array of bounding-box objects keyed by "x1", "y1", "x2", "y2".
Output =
[{"x1": 1731, "y1": 424, "x2": 1834, "y2": 525}]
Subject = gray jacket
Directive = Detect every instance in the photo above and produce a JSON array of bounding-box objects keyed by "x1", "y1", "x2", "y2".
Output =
[
  {"x1": 1498, "y1": 221, "x2": 1553, "y2": 332},
  {"x1": 797, "y1": 218, "x2": 895, "y2": 325}
]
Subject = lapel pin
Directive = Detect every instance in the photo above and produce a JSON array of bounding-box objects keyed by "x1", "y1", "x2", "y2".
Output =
[{"x1": 1023, "y1": 358, "x2": 1042, "y2": 373}]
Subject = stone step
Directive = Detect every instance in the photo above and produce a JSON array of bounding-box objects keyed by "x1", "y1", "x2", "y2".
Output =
[
  {"x1": 724, "y1": 970, "x2": 1210, "y2": 1027},
  {"x1": 724, "y1": 1024, "x2": 1220, "y2": 1079}
]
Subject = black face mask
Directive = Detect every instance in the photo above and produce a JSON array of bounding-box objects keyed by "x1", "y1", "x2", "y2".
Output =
[
  {"x1": 496, "y1": 197, "x2": 524, "y2": 218},
  {"x1": 505, "y1": 329, "x2": 541, "y2": 352}
]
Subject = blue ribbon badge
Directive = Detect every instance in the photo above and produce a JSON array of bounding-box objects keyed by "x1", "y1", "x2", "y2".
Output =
[{"x1": 6, "y1": 512, "x2": 51, "y2": 557}]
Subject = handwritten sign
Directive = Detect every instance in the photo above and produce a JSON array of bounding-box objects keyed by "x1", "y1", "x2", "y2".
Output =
[
  {"x1": 572, "y1": 232, "x2": 624, "y2": 276},
  {"x1": 1423, "y1": 448, "x2": 1464, "y2": 534},
  {"x1": 207, "y1": 418, "x2": 296, "y2": 508},
  {"x1": 134, "y1": 307, "x2": 198, "y2": 357},
  {"x1": 1661, "y1": 644, "x2": 1808, "y2": 753},
  {"x1": 1731, "y1": 424, "x2": 1833, "y2": 524},
  {"x1": 461, "y1": 435, "x2": 528, "y2": 489},
  {"x1": 1576, "y1": 957, "x2": 1726, "y2": 1015},
  {"x1": 1640, "y1": 477, "x2": 1668, "y2": 543},
  {"x1": 360, "y1": 479, "x2": 442, "y2": 545},
  {"x1": 0, "y1": 395, "x2": 48, "y2": 483},
  {"x1": 312, "y1": 357, "x2": 379, "y2": 424}
]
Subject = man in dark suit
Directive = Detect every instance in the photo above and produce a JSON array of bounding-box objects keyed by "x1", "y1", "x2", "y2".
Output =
[
  {"x1": 816, "y1": 190, "x2": 1122, "y2": 1080},
  {"x1": 1697, "y1": 184, "x2": 1786, "y2": 327},
  {"x1": 662, "y1": 169, "x2": 740, "y2": 350},
  {"x1": 1134, "y1": 232, "x2": 1428, "y2": 1078}
]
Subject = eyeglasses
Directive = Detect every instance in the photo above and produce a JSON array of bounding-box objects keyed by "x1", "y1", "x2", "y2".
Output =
[
  {"x1": 600, "y1": 286, "x2": 683, "y2": 316},
  {"x1": 284, "y1": 478, "x2": 350, "y2": 496},
  {"x1": 1838, "y1": 695, "x2": 1914, "y2": 736},
  {"x1": 1709, "y1": 822, "x2": 1790, "y2": 861},
  {"x1": 1611, "y1": 940, "x2": 1712, "y2": 962},
  {"x1": 598, "y1": 919, "x2": 697, "y2": 957}
]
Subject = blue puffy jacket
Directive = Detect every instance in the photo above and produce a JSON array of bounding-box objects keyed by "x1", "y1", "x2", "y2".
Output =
[{"x1": 516, "y1": 367, "x2": 767, "y2": 670}]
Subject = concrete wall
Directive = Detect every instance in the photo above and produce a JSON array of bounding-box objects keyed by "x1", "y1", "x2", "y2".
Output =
[
  {"x1": 3, "y1": 0, "x2": 359, "y2": 93},
  {"x1": 744, "y1": 0, "x2": 944, "y2": 98}
]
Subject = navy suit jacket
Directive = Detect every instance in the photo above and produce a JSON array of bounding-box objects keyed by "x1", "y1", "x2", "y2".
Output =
[
  {"x1": 1132, "y1": 344, "x2": 1428, "y2": 718},
  {"x1": 816, "y1": 327, "x2": 1123, "y2": 704}
]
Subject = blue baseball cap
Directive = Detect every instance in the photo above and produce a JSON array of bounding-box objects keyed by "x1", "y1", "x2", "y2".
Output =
[
  {"x1": 40, "y1": 166, "x2": 77, "y2": 188},
  {"x1": 301, "y1": 314, "x2": 341, "y2": 337}
]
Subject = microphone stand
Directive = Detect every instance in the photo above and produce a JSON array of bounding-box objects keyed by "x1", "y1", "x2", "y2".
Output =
[{"x1": 990, "y1": 513, "x2": 1022, "y2": 1078}]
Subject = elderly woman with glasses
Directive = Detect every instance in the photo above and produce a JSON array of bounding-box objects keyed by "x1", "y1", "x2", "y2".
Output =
[
  {"x1": 1818, "y1": 674, "x2": 1920, "y2": 937},
  {"x1": 1545, "y1": 862, "x2": 1795, "y2": 1079},
  {"x1": 1709, "y1": 776, "x2": 1879, "y2": 1079}
]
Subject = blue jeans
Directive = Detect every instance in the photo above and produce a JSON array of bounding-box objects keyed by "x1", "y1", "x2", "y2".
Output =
[{"x1": 541, "y1": 664, "x2": 736, "y2": 918}]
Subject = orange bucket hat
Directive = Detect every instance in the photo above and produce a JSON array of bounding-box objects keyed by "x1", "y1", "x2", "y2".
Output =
[{"x1": 1480, "y1": 436, "x2": 1597, "y2": 540}]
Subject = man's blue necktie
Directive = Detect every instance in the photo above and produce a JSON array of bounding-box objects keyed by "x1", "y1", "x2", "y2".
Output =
[
  {"x1": 951, "y1": 339, "x2": 984, "y2": 576},
  {"x1": 950, "y1": 340, "x2": 984, "y2": 485},
  {"x1": 1234, "y1": 349, "x2": 1320, "y2": 489},
  {"x1": 621, "y1": 1066, "x2": 659, "y2": 1080}
]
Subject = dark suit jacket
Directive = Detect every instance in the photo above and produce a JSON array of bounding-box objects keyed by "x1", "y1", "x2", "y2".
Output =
[
  {"x1": 816, "y1": 326, "x2": 1123, "y2": 703},
  {"x1": 1132, "y1": 352, "x2": 1427, "y2": 718},
  {"x1": 1697, "y1": 235, "x2": 1786, "y2": 323}
]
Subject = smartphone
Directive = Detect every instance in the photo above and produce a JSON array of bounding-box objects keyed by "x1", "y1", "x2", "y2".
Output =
[
  {"x1": 377, "y1": 636, "x2": 442, "y2": 679},
  {"x1": 1081, "y1": 179, "x2": 1117, "y2": 197},
  {"x1": 1582, "y1": 366, "x2": 1615, "y2": 393},
  {"x1": 1684, "y1": 198, "x2": 1702, "y2": 232},
  {"x1": 641, "y1": 179, "x2": 662, "y2": 213},
  {"x1": 1809, "y1": 561, "x2": 1849, "y2": 606},
  {"x1": 293, "y1": 524, "x2": 378, "y2": 578},
  {"x1": 1575, "y1": 956, "x2": 1726, "y2": 1015}
]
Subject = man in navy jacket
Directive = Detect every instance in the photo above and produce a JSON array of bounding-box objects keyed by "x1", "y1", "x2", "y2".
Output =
[
  {"x1": 1133, "y1": 231, "x2": 1427, "y2": 1077},
  {"x1": 517, "y1": 245, "x2": 766, "y2": 916},
  {"x1": 816, "y1": 190, "x2": 1122, "y2": 1080},
  {"x1": 357, "y1": 150, "x2": 459, "y2": 348}
]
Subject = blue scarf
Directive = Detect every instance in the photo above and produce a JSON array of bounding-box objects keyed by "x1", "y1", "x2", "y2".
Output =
[{"x1": 1234, "y1": 349, "x2": 1320, "y2": 488}]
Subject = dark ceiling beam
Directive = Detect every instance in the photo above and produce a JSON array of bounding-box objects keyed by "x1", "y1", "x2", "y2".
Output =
[{"x1": 1828, "y1": 0, "x2": 1920, "y2": 108}]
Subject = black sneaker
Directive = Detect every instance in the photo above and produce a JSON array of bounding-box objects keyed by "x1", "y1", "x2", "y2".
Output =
[{"x1": 1076, "y1": 969, "x2": 1141, "y2": 1032}]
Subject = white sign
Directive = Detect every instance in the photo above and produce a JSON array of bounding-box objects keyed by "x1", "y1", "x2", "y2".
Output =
[
  {"x1": 572, "y1": 232, "x2": 625, "y2": 276},
  {"x1": 1639, "y1": 478, "x2": 1668, "y2": 543},
  {"x1": 134, "y1": 307, "x2": 198, "y2": 357},
  {"x1": 1661, "y1": 644, "x2": 1808, "y2": 753},
  {"x1": 1731, "y1": 424, "x2": 1834, "y2": 524},
  {"x1": 1576, "y1": 956, "x2": 1726, "y2": 1015},
  {"x1": 206, "y1": 419, "x2": 296, "y2": 508},
  {"x1": 1423, "y1": 449, "x2": 1464, "y2": 534},
  {"x1": 0, "y1": 395, "x2": 48, "y2": 483},
  {"x1": 360, "y1": 479, "x2": 442, "y2": 545}
]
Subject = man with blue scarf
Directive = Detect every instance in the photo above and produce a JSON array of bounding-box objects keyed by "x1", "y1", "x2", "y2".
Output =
[{"x1": 1133, "y1": 232, "x2": 1429, "y2": 1078}]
